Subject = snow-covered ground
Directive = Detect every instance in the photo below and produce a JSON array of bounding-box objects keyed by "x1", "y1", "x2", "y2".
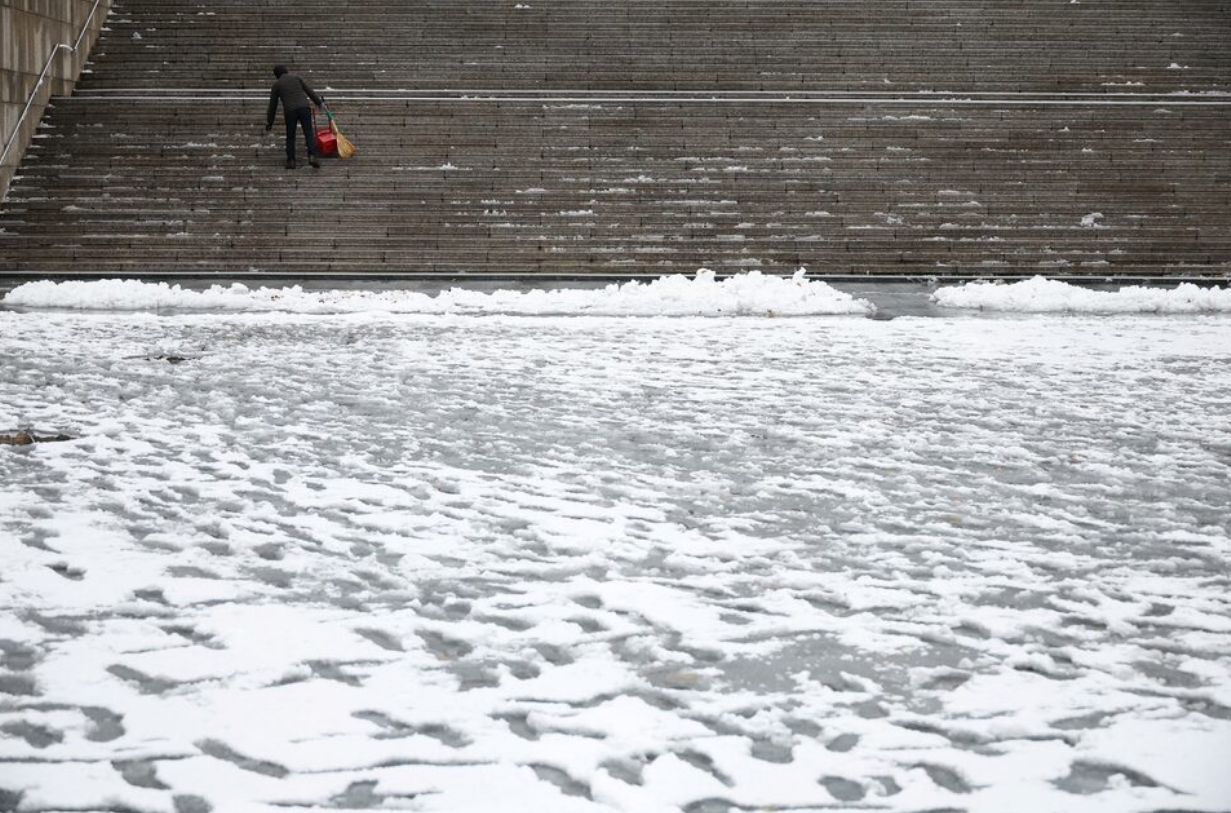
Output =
[{"x1": 2, "y1": 275, "x2": 1230, "y2": 813}]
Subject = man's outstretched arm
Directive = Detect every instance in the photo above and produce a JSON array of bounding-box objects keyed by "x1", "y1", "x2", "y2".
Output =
[{"x1": 301, "y1": 79, "x2": 325, "y2": 108}]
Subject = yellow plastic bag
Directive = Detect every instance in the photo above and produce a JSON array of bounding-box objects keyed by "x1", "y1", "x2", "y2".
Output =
[{"x1": 330, "y1": 114, "x2": 355, "y2": 159}]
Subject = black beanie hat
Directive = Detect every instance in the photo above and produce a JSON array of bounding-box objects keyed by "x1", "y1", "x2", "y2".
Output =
[{"x1": 273, "y1": 65, "x2": 288, "y2": 78}]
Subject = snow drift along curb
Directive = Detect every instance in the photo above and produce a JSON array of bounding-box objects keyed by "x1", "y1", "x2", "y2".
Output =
[
  {"x1": 935, "y1": 276, "x2": 1231, "y2": 313},
  {"x1": 3, "y1": 270, "x2": 874, "y2": 317}
]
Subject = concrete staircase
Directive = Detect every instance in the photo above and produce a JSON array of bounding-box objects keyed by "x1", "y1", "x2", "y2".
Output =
[
  {"x1": 2, "y1": 0, "x2": 1229, "y2": 278},
  {"x1": 76, "y1": 0, "x2": 1231, "y2": 94}
]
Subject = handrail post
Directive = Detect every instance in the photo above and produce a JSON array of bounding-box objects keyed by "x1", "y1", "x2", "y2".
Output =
[{"x1": 0, "y1": 0, "x2": 109, "y2": 179}]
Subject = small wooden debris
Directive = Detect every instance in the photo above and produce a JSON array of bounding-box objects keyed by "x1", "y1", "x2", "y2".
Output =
[
  {"x1": 125, "y1": 353, "x2": 193, "y2": 364},
  {"x1": 0, "y1": 431, "x2": 74, "y2": 446}
]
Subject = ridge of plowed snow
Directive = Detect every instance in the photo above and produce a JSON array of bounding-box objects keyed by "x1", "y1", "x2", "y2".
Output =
[
  {"x1": 3, "y1": 270, "x2": 874, "y2": 316},
  {"x1": 935, "y1": 276, "x2": 1231, "y2": 313}
]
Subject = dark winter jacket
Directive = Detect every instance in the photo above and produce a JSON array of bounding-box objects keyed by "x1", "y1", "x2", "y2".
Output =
[{"x1": 267, "y1": 74, "x2": 325, "y2": 125}]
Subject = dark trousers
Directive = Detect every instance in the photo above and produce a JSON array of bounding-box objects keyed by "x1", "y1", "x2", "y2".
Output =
[{"x1": 285, "y1": 107, "x2": 317, "y2": 160}]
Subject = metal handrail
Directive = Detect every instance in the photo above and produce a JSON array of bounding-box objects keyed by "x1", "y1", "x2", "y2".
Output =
[{"x1": 0, "y1": 0, "x2": 108, "y2": 169}]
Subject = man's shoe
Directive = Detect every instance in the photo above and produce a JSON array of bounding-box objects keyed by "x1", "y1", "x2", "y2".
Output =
[
  {"x1": 285, "y1": 159, "x2": 296, "y2": 169},
  {"x1": 309, "y1": 157, "x2": 321, "y2": 169}
]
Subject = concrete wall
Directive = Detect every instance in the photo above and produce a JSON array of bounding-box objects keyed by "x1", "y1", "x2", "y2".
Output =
[{"x1": 1, "y1": 0, "x2": 110, "y2": 201}]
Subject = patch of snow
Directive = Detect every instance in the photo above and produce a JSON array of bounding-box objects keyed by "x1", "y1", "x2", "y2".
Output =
[{"x1": 935, "y1": 277, "x2": 1231, "y2": 313}]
